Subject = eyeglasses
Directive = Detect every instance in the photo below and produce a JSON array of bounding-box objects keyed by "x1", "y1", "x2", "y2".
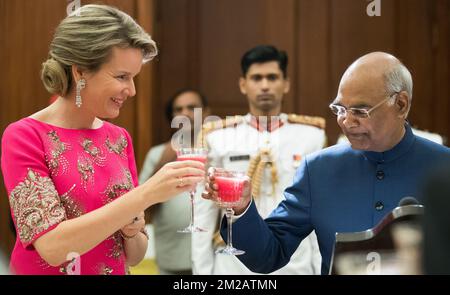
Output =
[{"x1": 329, "y1": 92, "x2": 399, "y2": 119}]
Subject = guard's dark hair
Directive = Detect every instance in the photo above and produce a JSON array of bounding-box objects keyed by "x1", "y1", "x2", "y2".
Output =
[{"x1": 241, "y1": 45, "x2": 288, "y2": 77}]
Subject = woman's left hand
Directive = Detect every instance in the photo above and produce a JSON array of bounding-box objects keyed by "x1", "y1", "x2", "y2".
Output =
[{"x1": 120, "y1": 211, "x2": 145, "y2": 239}]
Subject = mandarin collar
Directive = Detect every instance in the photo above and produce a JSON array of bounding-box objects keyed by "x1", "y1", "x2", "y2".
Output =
[{"x1": 362, "y1": 123, "x2": 415, "y2": 164}]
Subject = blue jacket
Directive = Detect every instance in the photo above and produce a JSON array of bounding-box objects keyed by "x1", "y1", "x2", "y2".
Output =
[{"x1": 222, "y1": 124, "x2": 450, "y2": 274}]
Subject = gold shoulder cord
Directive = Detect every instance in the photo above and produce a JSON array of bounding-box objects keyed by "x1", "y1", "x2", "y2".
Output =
[
  {"x1": 287, "y1": 113, "x2": 326, "y2": 129},
  {"x1": 246, "y1": 149, "x2": 279, "y2": 199}
]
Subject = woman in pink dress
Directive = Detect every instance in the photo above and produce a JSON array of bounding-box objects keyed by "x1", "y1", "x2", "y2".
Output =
[{"x1": 0, "y1": 5, "x2": 204, "y2": 275}]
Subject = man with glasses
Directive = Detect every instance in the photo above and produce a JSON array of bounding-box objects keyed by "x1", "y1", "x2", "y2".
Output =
[
  {"x1": 332, "y1": 95, "x2": 446, "y2": 145},
  {"x1": 202, "y1": 51, "x2": 450, "y2": 275},
  {"x1": 329, "y1": 92, "x2": 398, "y2": 120}
]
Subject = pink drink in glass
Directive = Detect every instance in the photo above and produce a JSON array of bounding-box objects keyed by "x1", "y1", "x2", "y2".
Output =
[
  {"x1": 177, "y1": 155, "x2": 207, "y2": 164},
  {"x1": 215, "y1": 176, "x2": 245, "y2": 206},
  {"x1": 175, "y1": 148, "x2": 208, "y2": 233},
  {"x1": 177, "y1": 155, "x2": 207, "y2": 177}
]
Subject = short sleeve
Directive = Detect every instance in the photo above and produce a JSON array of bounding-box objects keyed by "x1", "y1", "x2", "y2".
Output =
[
  {"x1": 1, "y1": 121, "x2": 66, "y2": 248},
  {"x1": 122, "y1": 128, "x2": 139, "y2": 188}
]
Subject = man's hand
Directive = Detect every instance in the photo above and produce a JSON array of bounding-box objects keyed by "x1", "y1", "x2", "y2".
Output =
[{"x1": 201, "y1": 167, "x2": 252, "y2": 215}]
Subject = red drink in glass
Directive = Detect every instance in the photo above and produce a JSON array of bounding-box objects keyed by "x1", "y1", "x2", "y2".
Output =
[
  {"x1": 215, "y1": 176, "x2": 245, "y2": 205},
  {"x1": 177, "y1": 155, "x2": 207, "y2": 164},
  {"x1": 210, "y1": 168, "x2": 247, "y2": 256}
]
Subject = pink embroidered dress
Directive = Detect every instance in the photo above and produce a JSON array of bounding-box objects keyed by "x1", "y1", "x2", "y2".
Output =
[{"x1": 1, "y1": 117, "x2": 139, "y2": 275}]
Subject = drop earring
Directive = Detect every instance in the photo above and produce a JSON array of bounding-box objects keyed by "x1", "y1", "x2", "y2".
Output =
[{"x1": 76, "y1": 79, "x2": 86, "y2": 108}]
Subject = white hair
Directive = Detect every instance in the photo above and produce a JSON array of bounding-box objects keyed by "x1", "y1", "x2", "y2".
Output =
[{"x1": 384, "y1": 63, "x2": 413, "y2": 106}]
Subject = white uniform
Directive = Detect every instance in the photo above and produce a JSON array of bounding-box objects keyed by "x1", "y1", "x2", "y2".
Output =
[{"x1": 192, "y1": 113, "x2": 326, "y2": 275}]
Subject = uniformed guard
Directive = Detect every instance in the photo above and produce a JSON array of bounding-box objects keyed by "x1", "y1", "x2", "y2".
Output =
[{"x1": 192, "y1": 45, "x2": 327, "y2": 275}]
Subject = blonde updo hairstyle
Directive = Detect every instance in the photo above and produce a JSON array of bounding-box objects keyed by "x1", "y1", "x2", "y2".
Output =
[{"x1": 41, "y1": 4, "x2": 157, "y2": 96}]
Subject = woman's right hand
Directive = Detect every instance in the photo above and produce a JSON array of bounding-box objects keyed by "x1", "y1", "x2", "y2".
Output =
[{"x1": 142, "y1": 160, "x2": 205, "y2": 204}]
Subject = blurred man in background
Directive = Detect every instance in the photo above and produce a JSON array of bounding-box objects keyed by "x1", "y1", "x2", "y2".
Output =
[{"x1": 139, "y1": 89, "x2": 210, "y2": 275}]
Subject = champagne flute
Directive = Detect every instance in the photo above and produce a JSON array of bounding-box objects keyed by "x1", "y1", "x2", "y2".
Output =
[
  {"x1": 212, "y1": 169, "x2": 247, "y2": 255},
  {"x1": 176, "y1": 147, "x2": 208, "y2": 233}
]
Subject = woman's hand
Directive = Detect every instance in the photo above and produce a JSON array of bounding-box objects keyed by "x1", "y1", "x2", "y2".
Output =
[
  {"x1": 201, "y1": 167, "x2": 252, "y2": 215},
  {"x1": 142, "y1": 160, "x2": 205, "y2": 205},
  {"x1": 120, "y1": 211, "x2": 145, "y2": 239}
]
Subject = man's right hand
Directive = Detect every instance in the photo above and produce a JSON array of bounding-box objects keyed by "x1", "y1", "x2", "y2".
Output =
[{"x1": 201, "y1": 167, "x2": 252, "y2": 215}]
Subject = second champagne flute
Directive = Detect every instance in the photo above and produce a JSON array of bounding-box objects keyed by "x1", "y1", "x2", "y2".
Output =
[{"x1": 176, "y1": 147, "x2": 208, "y2": 233}]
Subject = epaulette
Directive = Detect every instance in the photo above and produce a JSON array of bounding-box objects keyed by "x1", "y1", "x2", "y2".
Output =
[
  {"x1": 196, "y1": 115, "x2": 244, "y2": 147},
  {"x1": 287, "y1": 114, "x2": 326, "y2": 129}
]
